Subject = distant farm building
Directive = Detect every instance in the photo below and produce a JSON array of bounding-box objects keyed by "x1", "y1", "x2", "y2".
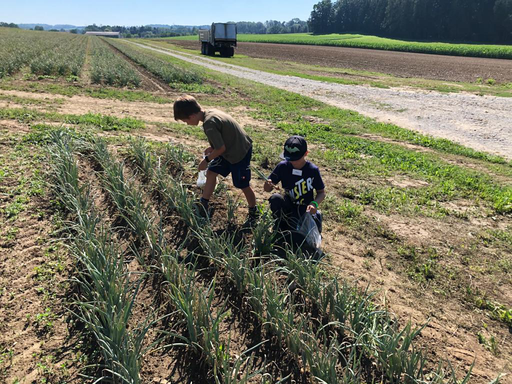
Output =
[{"x1": 85, "y1": 32, "x2": 120, "y2": 38}]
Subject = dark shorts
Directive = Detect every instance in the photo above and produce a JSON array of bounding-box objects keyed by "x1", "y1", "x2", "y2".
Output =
[{"x1": 208, "y1": 146, "x2": 252, "y2": 189}]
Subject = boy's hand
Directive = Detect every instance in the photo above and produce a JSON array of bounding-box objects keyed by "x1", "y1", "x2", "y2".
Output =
[
  {"x1": 204, "y1": 147, "x2": 213, "y2": 156},
  {"x1": 199, "y1": 158, "x2": 208, "y2": 171},
  {"x1": 306, "y1": 204, "x2": 318, "y2": 214},
  {"x1": 264, "y1": 179, "x2": 276, "y2": 192}
]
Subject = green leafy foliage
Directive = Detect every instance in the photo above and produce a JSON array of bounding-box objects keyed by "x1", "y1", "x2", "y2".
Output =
[{"x1": 89, "y1": 37, "x2": 141, "y2": 87}]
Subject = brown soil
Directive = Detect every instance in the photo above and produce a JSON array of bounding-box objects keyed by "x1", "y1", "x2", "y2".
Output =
[
  {"x1": 171, "y1": 40, "x2": 512, "y2": 84},
  {"x1": 0, "y1": 130, "x2": 82, "y2": 383}
]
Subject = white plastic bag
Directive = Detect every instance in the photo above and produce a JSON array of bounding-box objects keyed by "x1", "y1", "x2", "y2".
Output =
[
  {"x1": 197, "y1": 170, "x2": 207, "y2": 188},
  {"x1": 298, "y1": 212, "x2": 322, "y2": 249}
]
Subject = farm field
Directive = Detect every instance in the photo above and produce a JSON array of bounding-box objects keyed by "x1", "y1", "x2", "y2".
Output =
[
  {"x1": 162, "y1": 39, "x2": 512, "y2": 94},
  {"x1": 170, "y1": 33, "x2": 512, "y2": 60},
  {"x1": 0, "y1": 28, "x2": 511, "y2": 383}
]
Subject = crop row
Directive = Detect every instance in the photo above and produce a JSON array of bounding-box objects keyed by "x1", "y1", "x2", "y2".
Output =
[
  {"x1": 0, "y1": 28, "x2": 74, "y2": 78},
  {"x1": 47, "y1": 129, "x2": 473, "y2": 383},
  {"x1": 47, "y1": 131, "x2": 148, "y2": 383},
  {"x1": 89, "y1": 37, "x2": 141, "y2": 87},
  {"x1": 106, "y1": 39, "x2": 204, "y2": 86},
  {"x1": 30, "y1": 34, "x2": 88, "y2": 77}
]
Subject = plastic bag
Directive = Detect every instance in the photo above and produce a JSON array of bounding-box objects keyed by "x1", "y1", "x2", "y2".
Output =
[
  {"x1": 298, "y1": 212, "x2": 322, "y2": 249},
  {"x1": 197, "y1": 170, "x2": 207, "y2": 188}
]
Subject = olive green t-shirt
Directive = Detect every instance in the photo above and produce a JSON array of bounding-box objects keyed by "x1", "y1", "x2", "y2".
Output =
[{"x1": 203, "y1": 109, "x2": 252, "y2": 164}]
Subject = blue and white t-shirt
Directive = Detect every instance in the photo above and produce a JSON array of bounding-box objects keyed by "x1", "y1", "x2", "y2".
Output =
[{"x1": 269, "y1": 161, "x2": 325, "y2": 205}]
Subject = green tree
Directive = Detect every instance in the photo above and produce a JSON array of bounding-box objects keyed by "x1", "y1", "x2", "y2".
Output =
[
  {"x1": 0, "y1": 22, "x2": 19, "y2": 28},
  {"x1": 309, "y1": 0, "x2": 334, "y2": 34},
  {"x1": 494, "y1": 0, "x2": 512, "y2": 42},
  {"x1": 34, "y1": 25, "x2": 44, "y2": 31}
]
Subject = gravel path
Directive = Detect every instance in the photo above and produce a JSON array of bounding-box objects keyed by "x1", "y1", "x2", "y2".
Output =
[{"x1": 134, "y1": 42, "x2": 512, "y2": 160}]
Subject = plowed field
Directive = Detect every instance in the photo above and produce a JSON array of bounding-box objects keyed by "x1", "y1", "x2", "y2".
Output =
[{"x1": 171, "y1": 40, "x2": 512, "y2": 83}]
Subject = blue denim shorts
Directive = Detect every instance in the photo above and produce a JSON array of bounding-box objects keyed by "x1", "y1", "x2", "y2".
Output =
[{"x1": 208, "y1": 146, "x2": 252, "y2": 189}]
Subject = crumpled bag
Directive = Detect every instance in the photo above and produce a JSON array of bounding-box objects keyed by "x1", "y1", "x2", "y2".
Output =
[
  {"x1": 298, "y1": 212, "x2": 322, "y2": 249},
  {"x1": 197, "y1": 170, "x2": 207, "y2": 188}
]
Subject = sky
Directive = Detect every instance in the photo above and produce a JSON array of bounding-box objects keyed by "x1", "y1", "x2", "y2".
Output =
[{"x1": 2, "y1": 0, "x2": 319, "y2": 26}]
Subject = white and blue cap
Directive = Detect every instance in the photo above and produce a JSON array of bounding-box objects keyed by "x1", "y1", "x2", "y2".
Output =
[{"x1": 281, "y1": 135, "x2": 307, "y2": 161}]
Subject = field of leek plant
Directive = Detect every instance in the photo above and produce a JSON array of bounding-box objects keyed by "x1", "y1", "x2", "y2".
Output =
[
  {"x1": 0, "y1": 27, "x2": 204, "y2": 90},
  {"x1": 44, "y1": 128, "x2": 474, "y2": 383},
  {"x1": 0, "y1": 26, "x2": 510, "y2": 383}
]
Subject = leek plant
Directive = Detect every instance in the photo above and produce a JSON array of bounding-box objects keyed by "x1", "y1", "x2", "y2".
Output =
[
  {"x1": 89, "y1": 138, "x2": 156, "y2": 258},
  {"x1": 162, "y1": 142, "x2": 195, "y2": 177},
  {"x1": 225, "y1": 193, "x2": 241, "y2": 227},
  {"x1": 130, "y1": 138, "x2": 156, "y2": 180},
  {"x1": 251, "y1": 207, "x2": 277, "y2": 256}
]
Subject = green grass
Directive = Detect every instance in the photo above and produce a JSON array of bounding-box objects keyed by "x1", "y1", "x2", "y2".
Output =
[
  {"x1": 170, "y1": 33, "x2": 512, "y2": 60},
  {"x1": 0, "y1": 79, "x2": 174, "y2": 103},
  {"x1": 0, "y1": 93, "x2": 65, "y2": 106},
  {"x1": 0, "y1": 107, "x2": 145, "y2": 131}
]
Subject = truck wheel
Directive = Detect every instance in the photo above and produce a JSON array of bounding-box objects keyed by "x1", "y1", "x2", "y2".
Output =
[
  {"x1": 201, "y1": 42, "x2": 206, "y2": 55},
  {"x1": 228, "y1": 47, "x2": 234, "y2": 57},
  {"x1": 207, "y1": 44, "x2": 215, "y2": 56}
]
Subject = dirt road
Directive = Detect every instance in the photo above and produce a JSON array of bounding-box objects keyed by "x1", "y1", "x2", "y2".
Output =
[{"x1": 134, "y1": 42, "x2": 512, "y2": 160}]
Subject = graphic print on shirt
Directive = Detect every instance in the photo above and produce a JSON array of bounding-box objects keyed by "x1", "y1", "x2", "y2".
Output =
[{"x1": 288, "y1": 177, "x2": 315, "y2": 205}]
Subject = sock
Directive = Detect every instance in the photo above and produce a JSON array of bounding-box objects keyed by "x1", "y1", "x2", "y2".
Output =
[
  {"x1": 200, "y1": 197, "x2": 209, "y2": 208},
  {"x1": 249, "y1": 206, "x2": 258, "y2": 217}
]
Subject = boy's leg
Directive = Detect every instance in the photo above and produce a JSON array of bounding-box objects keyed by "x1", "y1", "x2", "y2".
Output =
[
  {"x1": 269, "y1": 194, "x2": 294, "y2": 231},
  {"x1": 241, "y1": 185, "x2": 258, "y2": 228},
  {"x1": 201, "y1": 157, "x2": 230, "y2": 215},
  {"x1": 202, "y1": 170, "x2": 218, "y2": 200},
  {"x1": 230, "y1": 147, "x2": 260, "y2": 227},
  {"x1": 241, "y1": 186, "x2": 256, "y2": 208},
  {"x1": 195, "y1": 170, "x2": 218, "y2": 216}
]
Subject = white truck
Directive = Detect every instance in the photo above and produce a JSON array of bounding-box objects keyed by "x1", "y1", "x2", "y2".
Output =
[{"x1": 199, "y1": 22, "x2": 237, "y2": 57}]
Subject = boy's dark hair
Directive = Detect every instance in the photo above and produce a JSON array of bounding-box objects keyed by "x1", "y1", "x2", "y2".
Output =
[{"x1": 173, "y1": 95, "x2": 202, "y2": 120}]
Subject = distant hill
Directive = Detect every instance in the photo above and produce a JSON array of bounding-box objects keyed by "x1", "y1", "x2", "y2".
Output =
[
  {"x1": 17, "y1": 23, "x2": 206, "y2": 31},
  {"x1": 18, "y1": 24, "x2": 85, "y2": 31}
]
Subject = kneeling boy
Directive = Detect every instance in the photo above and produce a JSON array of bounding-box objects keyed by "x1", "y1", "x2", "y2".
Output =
[{"x1": 264, "y1": 135, "x2": 326, "y2": 236}]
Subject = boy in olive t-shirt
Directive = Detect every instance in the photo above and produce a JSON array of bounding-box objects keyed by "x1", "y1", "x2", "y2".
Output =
[{"x1": 173, "y1": 95, "x2": 258, "y2": 225}]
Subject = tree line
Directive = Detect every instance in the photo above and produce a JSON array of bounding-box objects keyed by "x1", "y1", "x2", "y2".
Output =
[
  {"x1": 82, "y1": 24, "x2": 197, "y2": 38},
  {"x1": 77, "y1": 20, "x2": 309, "y2": 37},
  {"x1": 0, "y1": 22, "x2": 19, "y2": 28},
  {"x1": 308, "y1": 0, "x2": 512, "y2": 43},
  {"x1": 3, "y1": 19, "x2": 310, "y2": 37},
  {"x1": 236, "y1": 19, "x2": 309, "y2": 34}
]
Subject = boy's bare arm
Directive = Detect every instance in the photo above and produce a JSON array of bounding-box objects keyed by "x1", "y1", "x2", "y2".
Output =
[
  {"x1": 314, "y1": 189, "x2": 326, "y2": 205},
  {"x1": 307, "y1": 189, "x2": 326, "y2": 214},
  {"x1": 199, "y1": 145, "x2": 226, "y2": 171},
  {"x1": 206, "y1": 145, "x2": 225, "y2": 160}
]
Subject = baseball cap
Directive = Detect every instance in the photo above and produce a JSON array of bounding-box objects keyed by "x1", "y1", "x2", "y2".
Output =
[{"x1": 281, "y1": 135, "x2": 307, "y2": 161}]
